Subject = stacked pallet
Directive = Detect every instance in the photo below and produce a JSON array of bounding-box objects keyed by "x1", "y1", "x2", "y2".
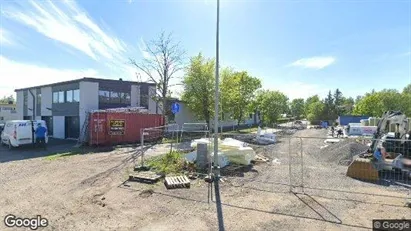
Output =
[{"x1": 164, "y1": 176, "x2": 191, "y2": 189}]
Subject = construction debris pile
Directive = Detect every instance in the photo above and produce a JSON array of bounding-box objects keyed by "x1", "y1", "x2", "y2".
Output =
[
  {"x1": 319, "y1": 139, "x2": 369, "y2": 166},
  {"x1": 185, "y1": 137, "x2": 257, "y2": 167}
]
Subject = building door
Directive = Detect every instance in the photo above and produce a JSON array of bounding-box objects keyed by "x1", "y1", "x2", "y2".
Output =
[
  {"x1": 23, "y1": 116, "x2": 32, "y2": 120},
  {"x1": 41, "y1": 116, "x2": 53, "y2": 136},
  {"x1": 65, "y1": 116, "x2": 80, "y2": 139}
]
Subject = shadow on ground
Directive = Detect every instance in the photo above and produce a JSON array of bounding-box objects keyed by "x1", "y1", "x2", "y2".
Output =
[{"x1": 0, "y1": 138, "x2": 115, "y2": 163}]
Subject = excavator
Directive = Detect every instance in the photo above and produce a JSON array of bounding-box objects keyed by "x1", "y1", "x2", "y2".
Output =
[{"x1": 346, "y1": 111, "x2": 411, "y2": 181}]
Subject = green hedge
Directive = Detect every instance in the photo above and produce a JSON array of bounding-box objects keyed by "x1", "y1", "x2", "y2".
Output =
[{"x1": 277, "y1": 118, "x2": 290, "y2": 123}]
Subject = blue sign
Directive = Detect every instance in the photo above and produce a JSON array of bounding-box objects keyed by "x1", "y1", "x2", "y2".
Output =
[{"x1": 171, "y1": 102, "x2": 180, "y2": 114}]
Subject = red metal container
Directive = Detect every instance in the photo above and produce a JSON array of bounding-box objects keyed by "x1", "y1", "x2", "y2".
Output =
[{"x1": 88, "y1": 111, "x2": 164, "y2": 146}]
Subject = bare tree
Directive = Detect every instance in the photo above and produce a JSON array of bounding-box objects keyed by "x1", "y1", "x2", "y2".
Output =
[{"x1": 130, "y1": 32, "x2": 185, "y2": 118}]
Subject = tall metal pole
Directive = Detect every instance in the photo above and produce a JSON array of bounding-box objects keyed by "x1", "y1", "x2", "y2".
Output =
[{"x1": 213, "y1": 0, "x2": 225, "y2": 230}]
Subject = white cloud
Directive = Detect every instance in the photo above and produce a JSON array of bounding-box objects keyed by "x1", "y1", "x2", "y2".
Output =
[
  {"x1": 268, "y1": 81, "x2": 329, "y2": 100},
  {"x1": 290, "y1": 56, "x2": 336, "y2": 69},
  {"x1": 0, "y1": 28, "x2": 15, "y2": 46},
  {"x1": 138, "y1": 38, "x2": 152, "y2": 60},
  {"x1": 0, "y1": 56, "x2": 98, "y2": 97},
  {"x1": 2, "y1": 0, "x2": 127, "y2": 62}
]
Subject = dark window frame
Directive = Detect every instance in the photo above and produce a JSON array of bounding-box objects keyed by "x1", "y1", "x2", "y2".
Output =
[
  {"x1": 73, "y1": 89, "x2": 80, "y2": 102},
  {"x1": 66, "y1": 90, "x2": 73, "y2": 102}
]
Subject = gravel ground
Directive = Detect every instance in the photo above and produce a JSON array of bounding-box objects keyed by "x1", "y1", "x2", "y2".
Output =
[
  {"x1": 0, "y1": 129, "x2": 410, "y2": 231},
  {"x1": 319, "y1": 139, "x2": 370, "y2": 166}
]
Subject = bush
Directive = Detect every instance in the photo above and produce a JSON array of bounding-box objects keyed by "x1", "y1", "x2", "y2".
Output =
[
  {"x1": 146, "y1": 151, "x2": 186, "y2": 174},
  {"x1": 277, "y1": 118, "x2": 290, "y2": 123}
]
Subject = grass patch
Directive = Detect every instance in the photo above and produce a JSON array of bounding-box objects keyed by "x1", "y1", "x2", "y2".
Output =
[
  {"x1": 146, "y1": 151, "x2": 194, "y2": 175},
  {"x1": 44, "y1": 148, "x2": 93, "y2": 160},
  {"x1": 45, "y1": 152, "x2": 80, "y2": 160},
  {"x1": 277, "y1": 118, "x2": 291, "y2": 123},
  {"x1": 223, "y1": 126, "x2": 259, "y2": 134},
  {"x1": 162, "y1": 137, "x2": 179, "y2": 144},
  {"x1": 238, "y1": 127, "x2": 259, "y2": 133}
]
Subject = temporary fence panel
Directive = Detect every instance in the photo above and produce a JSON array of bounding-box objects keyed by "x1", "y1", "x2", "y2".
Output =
[
  {"x1": 88, "y1": 112, "x2": 164, "y2": 145},
  {"x1": 286, "y1": 136, "x2": 411, "y2": 200}
]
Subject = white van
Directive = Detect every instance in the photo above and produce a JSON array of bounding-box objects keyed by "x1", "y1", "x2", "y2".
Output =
[{"x1": 1, "y1": 120, "x2": 48, "y2": 149}]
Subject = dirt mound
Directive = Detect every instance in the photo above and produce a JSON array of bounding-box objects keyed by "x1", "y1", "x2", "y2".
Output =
[{"x1": 319, "y1": 139, "x2": 369, "y2": 166}]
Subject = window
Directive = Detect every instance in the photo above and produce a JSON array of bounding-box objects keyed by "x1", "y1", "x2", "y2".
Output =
[
  {"x1": 110, "y1": 92, "x2": 120, "y2": 103},
  {"x1": 121, "y1": 92, "x2": 131, "y2": 104},
  {"x1": 23, "y1": 92, "x2": 28, "y2": 106},
  {"x1": 53, "y1": 92, "x2": 59, "y2": 103},
  {"x1": 66, "y1": 90, "x2": 73, "y2": 102},
  {"x1": 65, "y1": 89, "x2": 79, "y2": 103},
  {"x1": 53, "y1": 91, "x2": 65, "y2": 103},
  {"x1": 99, "y1": 90, "x2": 110, "y2": 103},
  {"x1": 37, "y1": 93, "x2": 41, "y2": 104},
  {"x1": 58, "y1": 91, "x2": 64, "y2": 103},
  {"x1": 73, "y1": 89, "x2": 79, "y2": 102}
]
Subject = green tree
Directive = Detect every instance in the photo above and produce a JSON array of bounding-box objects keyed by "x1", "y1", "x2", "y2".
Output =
[
  {"x1": 353, "y1": 89, "x2": 405, "y2": 117},
  {"x1": 221, "y1": 70, "x2": 261, "y2": 126},
  {"x1": 290, "y1": 98, "x2": 305, "y2": 119},
  {"x1": 251, "y1": 90, "x2": 288, "y2": 126},
  {"x1": 323, "y1": 90, "x2": 335, "y2": 120},
  {"x1": 307, "y1": 101, "x2": 325, "y2": 125},
  {"x1": 355, "y1": 95, "x2": 363, "y2": 104},
  {"x1": 333, "y1": 88, "x2": 343, "y2": 116},
  {"x1": 304, "y1": 95, "x2": 320, "y2": 117},
  {"x1": 0, "y1": 95, "x2": 15, "y2": 104},
  {"x1": 181, "y1": 53, "x2": 215, "y2": 128},
  {"x1": 403, "y1": 84, "x2": 411, "y2": 94},
  {"x1": 341, "y1": 96, "x2": 355, "y2": 114},
  {"x1": 402, "y1": 84, "x2": 411, "y2": 115}
]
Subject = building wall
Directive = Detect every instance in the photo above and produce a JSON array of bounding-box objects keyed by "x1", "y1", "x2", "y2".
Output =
[
  {"x1": 0, "y1": 104, "x2": 17, "y2": 123},
  {"x1": 338, "y1": 115, "x2": 370, "y2": 126},
  {"x1": 15, "y1": 79, "x2": 156, "y2": 138},
  {"x1": 51, "y1": 82, "x2": 80, "y2": 116},
  {"x1": 41, "y1": 87, "x2": 52, "y2": 116},
  {"x1": 53, "y1": 116, "x2": 65, "y2": 139},
  {"x1": 36, "y1": 88, "x2": 41, "y2": 116},
  {"x1": 16, "y1": 91, "x2": 24, "y2": 120},
  {"x1": 173, "y1": 102, "x2": 259, "y2": 129},
  {"x1": 79, "y1": 81, "x2": 99, "y2": 134},
  {"x1": 26, "y1": 89, "x2": 36, "y2": 118},
  {"x1": 148, "y1": 85, "x2": 157, "y2": 114},
  {"x1": 131, "y1": 85, "x2": 140, "y2": 107},
  {"x1": 23, "y1": 91, "x2": 28, "y2": 117}
]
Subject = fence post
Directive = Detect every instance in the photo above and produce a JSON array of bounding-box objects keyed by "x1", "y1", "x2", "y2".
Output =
[
  {"x1": 288, "y1": 137, "x2": 292, "y2": 193},
  {"x1": 140, "y1": 128, "x2": 144, "y2": 167},
  {"x1": 300, "y1": 137, "x2": 304, "y2": 194},
  {"x1": 170, "y1": 127, "x2": 174, "y2": 153}
]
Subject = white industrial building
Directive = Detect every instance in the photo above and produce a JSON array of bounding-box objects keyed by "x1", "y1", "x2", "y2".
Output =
[{"x1": 15, "y1": 78, "x2": 158, "y2": 139}]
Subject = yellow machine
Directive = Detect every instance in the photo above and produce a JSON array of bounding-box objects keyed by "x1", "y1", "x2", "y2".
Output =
[{"x1": 346, "y1": 111, "x2": 411, "y2": 181}]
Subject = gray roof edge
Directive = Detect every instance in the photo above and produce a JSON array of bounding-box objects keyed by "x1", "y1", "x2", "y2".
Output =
[{"x1": 15, "y1": 77, "x2": 155, "y2": 92}]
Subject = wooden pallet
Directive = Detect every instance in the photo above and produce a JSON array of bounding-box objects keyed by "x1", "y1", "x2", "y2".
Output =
[
  {"x1": 164, "y1": 175, "x2": 191, "y2": 189},
  {"x1": 129, "y1": 171, "x2": 163, "y2": 184},
  {"x1": 254, "y1": 154, "x2": 269, "y2": 162}
]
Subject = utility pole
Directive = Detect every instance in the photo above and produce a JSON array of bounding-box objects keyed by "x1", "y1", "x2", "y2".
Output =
[{"x1": 213, "y1": 0, "x2": 225, "y2": 230}]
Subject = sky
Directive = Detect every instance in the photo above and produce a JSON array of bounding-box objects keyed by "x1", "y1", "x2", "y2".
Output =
[{"x1": 0, "y1": 0, "x2": 410, "y2": 100}]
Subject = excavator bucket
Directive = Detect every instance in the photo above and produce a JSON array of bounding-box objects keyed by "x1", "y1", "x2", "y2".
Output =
[{"x1": 346, "y1": 158, "x2": 379, "y2": 181}]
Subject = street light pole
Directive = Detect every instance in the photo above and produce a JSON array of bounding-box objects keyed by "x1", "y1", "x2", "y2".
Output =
[{"x1": 213, "y1": 0, "x2": 225, "y2": 230}]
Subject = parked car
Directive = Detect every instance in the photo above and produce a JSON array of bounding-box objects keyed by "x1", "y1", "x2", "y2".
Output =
[{"x1": 1, "y1": 120, "x2": 48, "y2": 149}]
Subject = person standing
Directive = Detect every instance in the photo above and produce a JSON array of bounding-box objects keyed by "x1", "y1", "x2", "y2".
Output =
[{"x1": 35, "y1": 123, "x2": 47, "y2": 149}]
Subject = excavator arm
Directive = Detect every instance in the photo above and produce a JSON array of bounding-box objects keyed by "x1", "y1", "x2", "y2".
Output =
[{"x1": 369, "y1": 111, "x2": 408, "y2": 153}]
